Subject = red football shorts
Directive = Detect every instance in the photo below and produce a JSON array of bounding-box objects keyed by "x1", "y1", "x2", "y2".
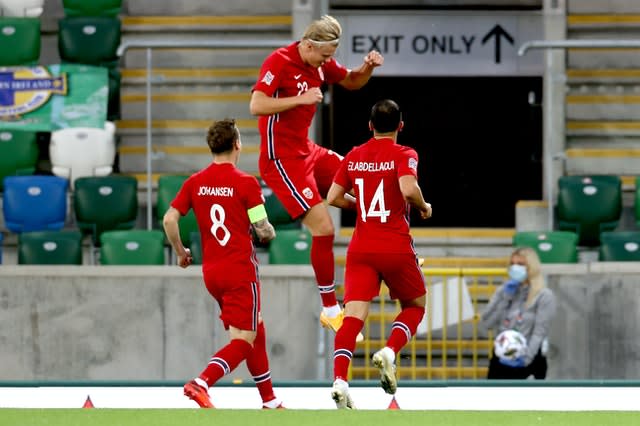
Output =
[
  {"x1": 343, "y1": 252, "x2": 427, "y2": 303},
  {"x1": 203, "y1": 274, "x2": 260, "y2": 331},
  {"x1": 259, "y1": 143, "x2": 343, "y2": 219}
]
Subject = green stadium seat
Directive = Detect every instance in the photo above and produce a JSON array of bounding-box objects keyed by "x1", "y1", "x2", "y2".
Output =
[
  {"x1": 73, "y1": 175, "x2": 138, "y2": 244},
  {"x1": 156, "y1": 175, "x2": 199, "y2": 248},
  {"x1": 99, "y1": 230, "x2": 166, "y2": 265},
  {"x1": 63, "y1": 0, "x2": 123, "y2": 17},
  {"x1": 599, "y1": 231, "x2": 640, "y2": 262},
  {"x1": 189, "y1": 232, "x2": 202, "y2": 265},
  {"x1": 0, "y1": 130, "x2": 39, "y2": 190},
  {"x1": 18, "y1": 230, "x2": 83, "y2": 265},
  {"x1": 268, "y1": 228, "x2": 312, "y2": 264},
  {"x1": 556, "y1": 175, "x2": 622, "y2": 247},
  {"x1": 58, "y1": 16, "x2": 121, "y2": 67},
  {"x1": 512, "y1": 231, "x2": 579, "y2": 263},
  {"x1": 0, "y1": 18, "x2": 40, "y2": 65}
]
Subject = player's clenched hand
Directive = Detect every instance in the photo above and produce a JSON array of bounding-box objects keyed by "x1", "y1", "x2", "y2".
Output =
[
  {"x1": 420, "y1": 203, "x2": 432, "y2": 220},
  {"x1": 299, "y1": 87, "x2": 323, "y2": 104},
  {"x1": 177, "y1": 248, "x2": 193, "y2": 268},
  {"x1": 364, "y1": 50, "x2": 384, "y2": 67}
]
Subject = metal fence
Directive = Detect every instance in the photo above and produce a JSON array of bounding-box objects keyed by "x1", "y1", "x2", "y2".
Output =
[{"x1": 346, "y1": 267, "x2": 507, "y2": 381}]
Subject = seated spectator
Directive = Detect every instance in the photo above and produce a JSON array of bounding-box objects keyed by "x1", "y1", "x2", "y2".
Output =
[{"x1": 481, "y1": 247, "x2": 556, "y2": 379}]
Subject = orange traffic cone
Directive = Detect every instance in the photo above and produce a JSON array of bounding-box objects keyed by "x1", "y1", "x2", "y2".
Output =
[
  {"x1": 387, "y1": 396, "x2": 400, "y2": 410},
  {"x1": 82, "y1": 395, "x2": 95, "y2": 408}
]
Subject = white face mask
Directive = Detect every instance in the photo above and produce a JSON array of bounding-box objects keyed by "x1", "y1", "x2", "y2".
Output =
[{"x1": 508, "y1": 264, "x2": 528, "y2": 282}]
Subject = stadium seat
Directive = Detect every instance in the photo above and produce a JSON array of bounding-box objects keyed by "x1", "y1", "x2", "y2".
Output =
[
  {"x1": 189, "y1": 232, "x2": 202, "y2": 265},
  {"x1": 268, "y1": 228, "x2": 312, "y2": 264},
  {"x1": 58, "y1": 16, "x2": 121, "y2": 67},
  {"x1": 99, "y1": 230, "x2": 166, "y2": 265},
  {"x1": 0, "y1": 17, "x2": 40, "y2": 65},
  {"x1": 18, "y1": 230, "x2": 83, "y2": 265},
  {"x1": 156, "y1": 175, "x2": 199, "y2": 247},
  {"x1": 512, "y1": 231, "x2": 579, "y2": 263},
  {"x1": 262, "y1": 184, "x2": 300, "y2": 230},
  {"x1": 0, "y1": 0, "x2": 44, "y2": 17},
  {"x1": 49, "y1": 122, "x2": 116, "y2": 189},
  {"x1": 599, "y1": 231, "x2": 640, "y2": 262},
  {"x1": 62, "y1": 0, "x2": 123, "y2": 17},
  {"x1": 2, "y1": 175, "x2": 69, "y2": 233},
  {"x1": 73, "y1": 175, "x2": 138, "y2": 244},
  {"x1": 0, "y1": 130, "x2": 39, "y2": 190},
  {"x1": 556, "y1": 175, "x2": 622, "y2": 247}
]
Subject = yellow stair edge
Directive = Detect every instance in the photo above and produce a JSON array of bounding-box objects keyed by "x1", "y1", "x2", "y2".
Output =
[
  {"x1": 339, "y1": 227, "x2": 515, "y2": 239},
  {"x1": 568, "y1": 15, "x2": 640, "y2": 25},
  {"x1": 566, "y1": 121, "x2": 640, "y2": 131},
  {"x1": 566, "y1": 94, "x2": 640, "y2": 103},
  {"x1": 335, "y1": 255, "x2": 508, "y2": 268},
  {"x1": 350, "y1": 366, "x2": 488, "y2": 379},
  {"x1": 567, "y1": 69, "x2": 640, "y2": 78},
  {"x1": 566, "y1": 148, "x2": 640, "y2": 158},
  {"x1": 122, "y1": 15, "x2": 292, "y2": 26},
  {"x1": 515, "y1": 200, "x2": 548, "y2": 208}
]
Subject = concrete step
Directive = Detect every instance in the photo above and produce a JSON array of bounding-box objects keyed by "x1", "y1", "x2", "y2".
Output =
[
  {"x1": 120, "y1": 90, "x2": 252, "y2": 120},
  {"x1": 568, "y1": 2, "x2": 640, "y2": 14},
  {"x1": 566, "y1": 93, "x2": 640, "y2": 121},
  {"x1": 568, "y1": 49, "x2": 640, "y2": 70},
  {"x1": 565, "y1": 148, "x2": 640, "y2": 175},
  {"x1": 121, "y1": 68, "x2": 260, "y2": 85},
  {"x1": 117, "y1": 144, "x2": 260, "y2": 176},
  {"x1": 335, "y1": 227, "x2": 516, "y2": 259},
  {"x1": 566, "y1": 135, "x2": 640, "y2": 149},
  {"x1": 124, "y1": 0, "x2": 292, "y2": 16}
]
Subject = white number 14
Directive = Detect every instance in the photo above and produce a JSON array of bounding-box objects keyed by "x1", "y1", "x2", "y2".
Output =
[{"x1": 354, "y1": 178, "x2": 390, "y2": 223}]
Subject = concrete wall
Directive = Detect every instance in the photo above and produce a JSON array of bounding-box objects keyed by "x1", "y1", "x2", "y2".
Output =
[
  {"x1": 0, "y1": 265, "x2": 321, "y2": 381},
  {"x1": 4, "y1": 263, "x2": 640, "y2": 381}
]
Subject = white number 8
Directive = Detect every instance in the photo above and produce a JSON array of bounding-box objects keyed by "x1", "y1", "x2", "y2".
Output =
[{"x1": 210, "y1": 204, "x2": 231, "y2": 246}]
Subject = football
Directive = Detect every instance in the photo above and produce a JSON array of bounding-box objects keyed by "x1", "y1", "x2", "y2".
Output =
[{"x1": 494, "y1": 329, "x2": 527, "y2": 360}]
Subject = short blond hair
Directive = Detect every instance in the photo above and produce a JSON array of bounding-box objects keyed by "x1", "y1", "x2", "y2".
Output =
[{"x1": 302, "y1": 15, "x2": 341, "y2": 45}]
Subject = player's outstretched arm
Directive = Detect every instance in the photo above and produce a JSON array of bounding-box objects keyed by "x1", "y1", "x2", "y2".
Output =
[
  {"x1": 338, "y1": 50, "x2": 384, "y2": 90},
  {"x1": 399, "y1": 175, "x2": 432, "y2": 219},
  {"x1": 162, "y1": 206, "x2": 193, "y2": 268}
]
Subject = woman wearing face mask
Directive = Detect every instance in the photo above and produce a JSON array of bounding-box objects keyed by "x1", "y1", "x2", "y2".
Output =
[{"x1": 481, "y1": 247, "x2": 557, "y2": 379}]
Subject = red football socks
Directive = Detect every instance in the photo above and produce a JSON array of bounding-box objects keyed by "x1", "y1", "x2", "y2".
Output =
[
  {"x1": 333, "y1": 316, "x2": 364, "y2": 381},
  {"x1": 311, "y1": 235, "x2": 338, "y2": 307}
]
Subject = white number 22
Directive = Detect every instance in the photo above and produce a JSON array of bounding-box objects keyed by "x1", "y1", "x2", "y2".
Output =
[{"x1": 354, "y1": 178, "x2": 391, "y2": 223}]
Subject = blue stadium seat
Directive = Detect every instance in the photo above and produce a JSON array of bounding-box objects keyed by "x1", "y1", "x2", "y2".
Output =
[{"x1": 2, "y1": 175, "x2": 69, "y2": 233}]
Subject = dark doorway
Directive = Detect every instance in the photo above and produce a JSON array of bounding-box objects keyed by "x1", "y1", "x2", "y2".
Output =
[{"x1": 327, "y1": 76, "x2": 542, "y2": 228}]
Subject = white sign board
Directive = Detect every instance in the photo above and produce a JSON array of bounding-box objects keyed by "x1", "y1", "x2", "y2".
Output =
[
  {"x1": 334, "y1": 11, "x2": 544, "y2": 76},
  {"x1": 417, "y1": 276, "x2": 475, "y2": 335}
]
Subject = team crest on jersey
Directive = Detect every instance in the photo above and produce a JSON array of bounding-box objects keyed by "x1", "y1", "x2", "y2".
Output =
[
  {"x1": 0, "y1": 66, "x2": 67, "y2": 120},
  {"x1": 302, "y1": 187, "x2": 314, "y2": 199},
  {"x1": 408, "y1": 158, "x2": 418, "y2": 171},
  {"x1": 261, "y1": 70, "x2": 275, "y2": 86}
]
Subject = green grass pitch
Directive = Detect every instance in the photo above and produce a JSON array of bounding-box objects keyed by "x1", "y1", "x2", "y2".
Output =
[{"x1": 1, "y1": 409, "x2": 639, "y2": 426}]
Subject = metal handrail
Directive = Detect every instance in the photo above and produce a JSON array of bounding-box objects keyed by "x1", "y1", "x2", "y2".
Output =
[
  {"x1": 518, "y1": 38, "x2": 640, "y2": 230},
  {"x1": 116, "y1": 39, "x2": 289, "y2": 229},
  {"x1": 518, "y1": 39, "x2": 640, "y2": 56}
]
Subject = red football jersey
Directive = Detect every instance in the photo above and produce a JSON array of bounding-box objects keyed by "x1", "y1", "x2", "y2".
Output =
[
  {"x1": 253, "y1": 42, "x2": 348, "y2": 159},
  {"x1": 171, "y1": 163, "x2": 264, "y2": 281},
  {"x1": 334, "y1": 138, "x2": 419, "y2": 254}
]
